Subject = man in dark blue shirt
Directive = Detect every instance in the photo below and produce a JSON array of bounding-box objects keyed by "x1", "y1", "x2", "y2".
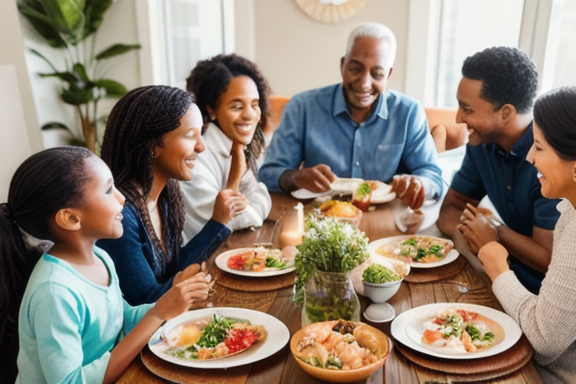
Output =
[{"x1": 437, "y1": 47, "x2": 560, "y2": 294}]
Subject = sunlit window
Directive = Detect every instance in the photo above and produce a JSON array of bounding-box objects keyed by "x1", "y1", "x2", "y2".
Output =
[
  {"x1": 434, "y1": 0, "x2": 524, "y2": 107},
  {"x1": 545, "y1": 0, "x2": 576, "y2": 91}
]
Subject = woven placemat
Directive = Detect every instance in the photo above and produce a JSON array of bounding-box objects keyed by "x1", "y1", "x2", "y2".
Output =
[
  {"x1": 213, "y1": 267, "x2": 296, "y2": 292},
  {"x1": 404, "y1": 255, "x2": 467, "y2": 283},
  {"x1": 140, "y1": 345, "x2": 250, "y2": 384},
  {"x1": 395, "y1": 335, "x2": 533, "y2": 382}
]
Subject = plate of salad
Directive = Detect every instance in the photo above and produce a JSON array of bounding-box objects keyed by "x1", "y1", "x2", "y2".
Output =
[
  {"x1": 391, "y1": 303, "x2": 521, "y2": 359},
  {"x1": 148, "y1": 307, "x2": 290, "y2": 368},
  {"x1": 368, "y1": 235, "x2": 458, "y2": 269},
  {"x1": 215, "y1": 247, "x2": 296, "y2": 277}
]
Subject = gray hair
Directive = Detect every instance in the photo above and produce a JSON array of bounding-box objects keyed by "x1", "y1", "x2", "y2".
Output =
[{"x1": 344, "y1": 22, "x2": 397, "y2": 67}]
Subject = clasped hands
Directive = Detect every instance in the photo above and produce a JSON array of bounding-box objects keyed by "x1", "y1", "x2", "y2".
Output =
[{"x1": 458, "y1": 203, "x2": 499, "y2": 255}]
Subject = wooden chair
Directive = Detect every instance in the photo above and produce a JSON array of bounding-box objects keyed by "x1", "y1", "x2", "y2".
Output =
[
  {"x1": 262, "y1": 95, "x2": 291, "y2": 148},
  {"x1": 424, "y1": 107, "x2": 468, "y2": 153}
]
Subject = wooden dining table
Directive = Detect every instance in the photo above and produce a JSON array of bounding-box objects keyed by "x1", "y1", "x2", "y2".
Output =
[{"x1": 117, "y1": 193, "x2": 543, "y2": 384}]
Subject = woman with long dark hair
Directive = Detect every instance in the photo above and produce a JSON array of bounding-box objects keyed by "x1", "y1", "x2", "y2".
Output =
[
  {"x1": 181, "y1": 53, "x2": 271, "y2": 242},
  {"x1": 97, "y1": 85, "x2": 245, "y2": 305},
  {"x1": 479, "y1": 86, "x2": 576, "y2": 384}
]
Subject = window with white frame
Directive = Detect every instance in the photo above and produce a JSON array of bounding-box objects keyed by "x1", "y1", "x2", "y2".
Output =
[
  {"x1": 543, "y1": 0, "x2": 576, "y2": 91},
  {"x1": 411, "y1": 0, "x2": 576, "y2": 107},
  {"x1": 142, "y1": 0, "x2": 235, "y2": 89},
  {"x1": 433, "y1": 0, "x2": 524, "y2": 107}
]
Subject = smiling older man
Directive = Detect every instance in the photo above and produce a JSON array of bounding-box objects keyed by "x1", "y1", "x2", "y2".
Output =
[{"x1": 258, "y1": 22, "x2": 443, "y2": 210}]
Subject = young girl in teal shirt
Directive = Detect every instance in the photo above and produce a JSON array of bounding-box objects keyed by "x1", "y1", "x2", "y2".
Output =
[{"x1": 0, "y1": 146, "x2": 211, "y2": 383}]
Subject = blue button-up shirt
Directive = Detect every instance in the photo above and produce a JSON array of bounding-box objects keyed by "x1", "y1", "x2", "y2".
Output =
[{"x1": 258, "y1": 83, "x2": 443, "y2": 199}]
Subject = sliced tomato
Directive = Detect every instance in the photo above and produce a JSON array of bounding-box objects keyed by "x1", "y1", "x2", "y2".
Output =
[
  {"x1": 224, "y1": 328, "x2": 257, "y2": 353},
  {"x1": 227, "y1": 255, "x2": 245, "y2": 270}
]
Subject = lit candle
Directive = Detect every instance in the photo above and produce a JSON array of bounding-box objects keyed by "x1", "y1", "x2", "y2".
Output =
[{"x1": 279, "y1": 203, "x2": 304, "y2": 248}]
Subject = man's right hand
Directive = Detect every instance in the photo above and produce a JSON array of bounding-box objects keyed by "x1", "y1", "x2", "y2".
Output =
[{"x1": 293, "y1": 165, "x2": 337, "y2": 192}]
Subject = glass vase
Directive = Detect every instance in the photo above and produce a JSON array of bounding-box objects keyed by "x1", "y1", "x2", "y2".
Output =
[{"x1": 301, "y1": 270, "x2": 361, "y2": 326}]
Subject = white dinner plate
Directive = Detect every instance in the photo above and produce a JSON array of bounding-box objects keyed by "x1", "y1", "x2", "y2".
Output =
[
  {"x1": 370, "y1": 181, "x2": 395, "y2": 204},
  {"x1": 391, "y1": 303, "x2": 522, "y2": 359},
  {"x1": 148, "y1": 307, "x2": 290, "y2": 368},
  {"x1": 215, "y1": 248, "x2": 296, "y2": 277},
  {"x1": 330, "y1": 177, "x2": 363, "y2": 194},
  {"x1": 367, "y1": 235, "x2": 459, "y2": 269},
  {"x1": 291, "y1": 188, "x2": 332, "y2": 200}
]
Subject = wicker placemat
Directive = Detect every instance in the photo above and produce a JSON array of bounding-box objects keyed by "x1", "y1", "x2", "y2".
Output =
[
  {"x1": 213, "y1": 267, "x2": 296, "y2": 292},
  {"x1": 404, "y1": 255, "x2": 467, "y2": 283},
  {"x1": 140, "y1": 345, "x2": 251, "y2": 384},
  {"x1": 395, "y1": 335, "x2": 533, "y2": 382}
]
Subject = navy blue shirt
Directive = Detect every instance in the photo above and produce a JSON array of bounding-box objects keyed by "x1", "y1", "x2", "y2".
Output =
[
  {"x1": 451, "y1": 123, "x2": 560, "y2": 293},
  {"x1": 97, "y1": 201, "x2": 230, "y2": 305}
]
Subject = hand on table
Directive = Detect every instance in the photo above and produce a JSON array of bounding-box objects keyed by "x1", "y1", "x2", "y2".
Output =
[
  {"x1": 458, "y1": 203, "x2": 499, "y2": 255},
  {"x1": 212, "y1": 189, "x2": 249, "y2": 225},
  {"x1": 391, "y1": 175, "x2": 426, "y2": 210},
  {"x1": 293, "y1": 165, "x2": 336, "y2": 193}
]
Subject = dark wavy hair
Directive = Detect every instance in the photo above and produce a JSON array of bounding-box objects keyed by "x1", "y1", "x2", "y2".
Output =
[
  {"x1": 186, "y1": 53, "x2": 271, "y2": 175},
  {"x1": 462, "y1": 46, "x2": 538, "y2": 114},
  {"x1": 534, "y1": 86, "x2": 576, "y2": 161},
  {"x1": 0, "y1": 146, "x2": 93, "y2": 382},
  {"x1": 101, "y1": 85, "x2": 193, "y2": 261}
]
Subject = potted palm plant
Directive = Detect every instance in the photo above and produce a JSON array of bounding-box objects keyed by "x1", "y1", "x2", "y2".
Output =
[{"x1": 17, "y1": 0, "x2": 141, "y2": 152}]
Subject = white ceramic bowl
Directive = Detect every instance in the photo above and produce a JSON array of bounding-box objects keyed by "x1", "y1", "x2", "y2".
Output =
[{"x1": 362, "y1": 278, "x2": 403, "y2": 303}]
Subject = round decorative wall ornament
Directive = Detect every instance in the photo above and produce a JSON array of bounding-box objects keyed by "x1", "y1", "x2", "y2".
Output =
[{"x1": 295, "y1": 0, "x2": 368, "y2": 24}]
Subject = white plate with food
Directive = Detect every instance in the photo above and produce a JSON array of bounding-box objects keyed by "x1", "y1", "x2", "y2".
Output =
[
  {"x1": 391, "y1": 303, "x2": 522, "y2": 359},
  {"x1": 291, "y1": 188, "x2": 333, "y2": 200},
  {"x1": 215, "y1": 247, "x2": 296, "y2": 277},
  {"x1": 367, "y1": 235, "x2": 458, "y2": 269},
  {"x1": 148, "y1": 307, "x2": 290, "y2": 368},
  {"x1": 330, "y1": 177, "x2": 363, "y2": 194},
  {"x1": 369, "y1": 181, "x2": 396, "y2": 204}
]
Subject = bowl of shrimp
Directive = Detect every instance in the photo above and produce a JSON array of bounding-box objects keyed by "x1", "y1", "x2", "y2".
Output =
[{"x1": 290, "y1": 319, "x2": 391, "y2": 382}]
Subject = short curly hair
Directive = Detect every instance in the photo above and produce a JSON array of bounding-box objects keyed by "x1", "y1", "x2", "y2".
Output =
[
  {"x1": 462, "y1": 46, "x2": 538, "y2": 114},
  {"x1": 186, "y1": 53, "x2": 271, "y2": 174},
  {"x1": 186, "y1": 53, "x2": 270, "y2": 129}
]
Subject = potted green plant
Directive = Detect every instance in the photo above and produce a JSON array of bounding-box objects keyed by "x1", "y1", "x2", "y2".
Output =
[
  {"x1": 17, "y1": 0, "x2": 141, "y2": 152},
  {"x1": 294, "y1": 213, "x2": 369, "y2": 325}
]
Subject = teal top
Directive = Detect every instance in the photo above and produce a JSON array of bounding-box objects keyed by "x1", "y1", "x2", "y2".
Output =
[{"x1": 16, "y1": 247, "x2": 152, "y2": 384}]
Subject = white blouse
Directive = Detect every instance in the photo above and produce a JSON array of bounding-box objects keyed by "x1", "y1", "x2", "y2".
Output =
[{"x1": 180, "y1": 123, "x2": 272, "y2": 244}]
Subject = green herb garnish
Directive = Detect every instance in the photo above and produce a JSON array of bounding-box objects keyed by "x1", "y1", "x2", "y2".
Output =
[{"x1": 355, "y1": 182, "x2": 372, "y2": 198}]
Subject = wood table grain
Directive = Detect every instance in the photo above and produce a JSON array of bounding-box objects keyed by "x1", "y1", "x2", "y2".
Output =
[{"x1": 116, "y1": 193, "x2": 543, "y2": 384}]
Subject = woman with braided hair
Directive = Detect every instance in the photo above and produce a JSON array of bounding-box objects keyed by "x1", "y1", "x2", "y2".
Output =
[
  {"x1": 98, "y1": 85, "x2": 246, "y2": 305},
  {"x1": 180, "y1": 53, "x2": 272, "y2": 242}
]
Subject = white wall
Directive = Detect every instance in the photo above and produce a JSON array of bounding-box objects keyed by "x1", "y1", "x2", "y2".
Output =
[
  {"x1": 242, "y1": 0, "x2": 410, "y2": 96},
  {"x1": 0, "y1": 0, "x2": 42, "y2": 201}
]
